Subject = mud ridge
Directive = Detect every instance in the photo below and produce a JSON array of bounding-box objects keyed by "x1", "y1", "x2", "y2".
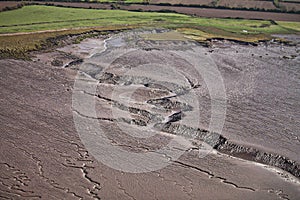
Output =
[
  {"x1": 98, "y1": 72, "x2": 190, "y2": 95},
  {"x1": 80, "y1": 70, "x2": 300, "y2": 178},
  {"x1": 155, "y1": 122, "x2": 300, "y2": 178},
  {"x1": 216, "y1": 141, "x2": 300, "y2": 178}
]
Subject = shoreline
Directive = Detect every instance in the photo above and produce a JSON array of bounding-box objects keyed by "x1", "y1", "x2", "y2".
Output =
[{"x1": 2, "y1": 28, "x2": 299, "y2": 61}]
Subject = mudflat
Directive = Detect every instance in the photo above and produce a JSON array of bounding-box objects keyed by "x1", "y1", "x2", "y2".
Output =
[{"x1": 0, "y1": 29, "x2": 299, "y2": 199}]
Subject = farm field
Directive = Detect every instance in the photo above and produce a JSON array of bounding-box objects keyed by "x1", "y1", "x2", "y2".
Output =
[
  {"x1": 218, "y1": 0, "x2": 277, "y2": 10},
  {"x1": 281, "y1": 2, "x2": 300, "y2": 12},
  {"x1": 0, "y1": 1, "x2": 24, "y2": 11},
  {"x1": 30, "y1": 1, "x2": 300, "y2": 21},
  {"x1": 144, "y1": 0, "x2": 214, "y2": 5},
  {"x1": 1, "y1": 0, "x2": 300, "y2": 13},
  {"x1": 100, "y1": 0, "x2": 300, "y2": 12}
]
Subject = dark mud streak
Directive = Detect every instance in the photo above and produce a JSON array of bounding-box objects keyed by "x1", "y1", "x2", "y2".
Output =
[
  {"x1": 174, "y1": 160, "x2": 256, "y2": 192},
  {"x1": 64, "y1": 59, "x2": 84, "y2": 68},
  {"x1": 73, "y1": 109, "x2": 147, "y2": 126},
  {"x1": 73, "y1": 109, "x2": 115, "y2": 122},
  {"x1": 181, "y1": 74, "x2": 201, "y2": 89}
]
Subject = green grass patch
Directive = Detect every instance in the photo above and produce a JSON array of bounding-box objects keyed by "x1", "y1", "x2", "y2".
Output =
[
  {"x1": 277, "y1": 21, "x2": 300, "y2": 32},
  {"x1": 1, "y1": 5, "x2": 299, "y2": 35},
  {"x1": 177, "y1": 27, "x2": 271, "y2": 43}
]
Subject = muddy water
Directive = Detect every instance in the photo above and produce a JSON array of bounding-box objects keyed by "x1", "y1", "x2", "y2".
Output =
[{"x1": 75, "y1": 30, "x2": 299, "y2": 176}]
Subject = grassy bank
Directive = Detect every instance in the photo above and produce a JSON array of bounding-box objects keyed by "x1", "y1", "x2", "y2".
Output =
[{"x1": 0, "y1": 5, "x2": 299, "y2": 59}]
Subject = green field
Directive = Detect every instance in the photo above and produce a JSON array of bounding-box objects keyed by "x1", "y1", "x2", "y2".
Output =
[
  {"x1": 0, "y1": 5, "x2": 299, "y2": 59},
  {"x1": 1, "y1": 5, "x2": 299, "y2": 34}
]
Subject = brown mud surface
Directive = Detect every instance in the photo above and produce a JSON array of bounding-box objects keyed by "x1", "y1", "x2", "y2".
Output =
[{"x1": 1, "y1": 30, "x2": 300, "y2": 199}]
